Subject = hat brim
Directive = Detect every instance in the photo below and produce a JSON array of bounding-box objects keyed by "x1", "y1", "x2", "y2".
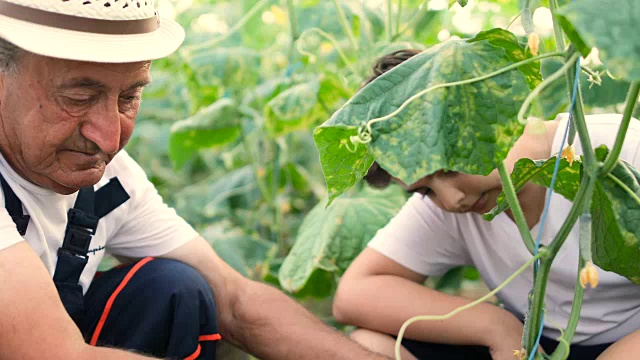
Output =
[{"x1": 0, "y1": 14, "x2": 185, "y2": 63}]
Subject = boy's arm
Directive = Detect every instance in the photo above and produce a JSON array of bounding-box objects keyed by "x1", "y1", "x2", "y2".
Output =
[
  {"x1": 334, "y1": 248, "x2": 525, "y2": 359},
  {"x1": 596, "y1": 330, "x2": 640, "y2": 359}
]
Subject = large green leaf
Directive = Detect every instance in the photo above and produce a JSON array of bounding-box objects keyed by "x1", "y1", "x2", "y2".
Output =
[
  {"x1": 315, "y1": 28, "x2": 541, "y2": 201},
  {"x1": 169, "y1": 98, "x2": 242, "y2": 169},
  {"x1": 264, "y1": 79, "x2": 320, "y2": 136},
  {"x1": 557, "y1": 0, "x2": 640, "y2": 81},
  {"x1": 314, "y1": 125, "x2": 375, "y2": 205},
  {"x1": 181, "y1": 46, "x2": 262, "y2": 107},
  {"x1": 265, "y1": 75, "x2": 351, "y2": 138},
  {"x1": 278, "y1": 186, "x2": 406, "y2": 297},
  {"x1": 173, "y1": 166, "x2": 257, "y2": 224},
  {"x1": 592, "y1": 147, "x2": 640, "y2": 283},
  {"x1": 483, "y1": 156, "x2": 581, "y2": 220}
]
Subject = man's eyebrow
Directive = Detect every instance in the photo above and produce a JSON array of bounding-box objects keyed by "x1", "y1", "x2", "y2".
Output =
[
  {"x1": 58, "y1": 78, "x2": 152, "y2": 91},
  {"x1": 58, "y1": 77, "x2": 107, "y2": 91},
  {"x1": 125, "y1": 79, "x2": 152, "y2": 91}
]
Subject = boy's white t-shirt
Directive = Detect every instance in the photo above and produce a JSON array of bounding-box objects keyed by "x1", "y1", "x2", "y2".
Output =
[
  {"x1": 368, "y1": 113, "x2": 640, "y2": 345},
  {"x1": 0, "y1": 150, "x2": 198, "y2": 293}
]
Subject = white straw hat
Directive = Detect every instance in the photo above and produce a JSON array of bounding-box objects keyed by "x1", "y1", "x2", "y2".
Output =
[{"x1": 0, "y1": 0, "x2": 185, "y2": 63}]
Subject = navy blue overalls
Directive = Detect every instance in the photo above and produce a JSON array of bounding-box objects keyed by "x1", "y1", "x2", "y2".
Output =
[{"x1": 0, "y1": 174, "x2": 219, "y2": 359}]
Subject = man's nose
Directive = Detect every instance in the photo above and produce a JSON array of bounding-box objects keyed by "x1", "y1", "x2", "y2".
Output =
[{"x1": 80, "y1": 97, "x2": 121, "y2": 155}]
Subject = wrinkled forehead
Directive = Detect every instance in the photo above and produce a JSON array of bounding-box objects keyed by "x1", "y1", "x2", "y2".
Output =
[{"x1": 17, "y1": 53, "x2": 152, "y2": 90}]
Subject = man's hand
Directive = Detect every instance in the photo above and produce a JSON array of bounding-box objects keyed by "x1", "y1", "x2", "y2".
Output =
[{"x1": 164, "y1": 237, "x2": 392, "y2": 360}]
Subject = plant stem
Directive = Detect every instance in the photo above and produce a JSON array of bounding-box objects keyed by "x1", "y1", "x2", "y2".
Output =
[
  {"x1": 498, "y1": 163, "x2": 536, "y2": 254},
  {"x1": 396, "y1": 0, "x2": 403, "y2": 36},
  {"x1": 506, "y1": 10, "x2": 522, "y2": 30},
  {"x1": 607, "y1": 172, "x2": 640, "y2": 205},
  {"x1": 549, "y1": 243, "x2": 586, "y2": 359},
  {"x1": 524, "y1": 173, "x2": 597, "y2": 351},
  {"x1": 396, "y1": 250, "x2": 548, "y2": 360},
  {"x1": 549, "y1": 0, "x2": 566, "y2": 52},
  {"x1": 333, "y1": 0, "x2": 359, "y2": 51},
  {"x1": 392, "y1": 3, "x2": 429, "y2": 40},
  {"x1": 550, "y1": 200, "x2": 592, "y2": 359},
  {"x1": 188, "y1": 0, "x2": 272, "y2": 51},
  {"x1": 518, "y1": 52, "x2": 580, "y2": 124},
  {"x1": 554, "y1": 259, "x2": 585, "y2": 352},
  {"x1": 387, "y1": 0, "x2": 394, "y2": 41},
  {"x1": 392, "y1": 0, "x2": 403, "y2": 39},
  {"x1": 286, "y1": 0, "x2": 299, "y2": 41},
  {"x1": 521, "y1": 0, "x2": 534, "y2": 34},
  {"x1": 549, "y1": 1, "x2": 596, "y2": 168},
  {"x1": 564, "y1": 57, "x2": 595, "y2": 167},
  {"x1": 601, "y1": 82, "x2": 640, "y2": 175}
]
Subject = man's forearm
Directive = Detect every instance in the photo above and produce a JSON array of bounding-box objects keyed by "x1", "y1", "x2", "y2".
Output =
[
  {"x1": 224, "y1": 280, "x2": 391, "y2": 360},
  {"x1": 162, "y1": 238, "x2": 390, "y2": 360}
]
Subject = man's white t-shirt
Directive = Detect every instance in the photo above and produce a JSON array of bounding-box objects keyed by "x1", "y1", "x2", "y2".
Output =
[
  {"x1": 0, "y1": 150, "x2": 198, "y2": 293},
  {"x1": 369, "y1": 113, "x2": 640, "y2": 345}
]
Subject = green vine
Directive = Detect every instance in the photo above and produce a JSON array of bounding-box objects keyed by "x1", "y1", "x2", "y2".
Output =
[
  {"x1": 517, "y1": 52, "x2": 580, "y2": 125},
  {"x1": 296, "y1": 27, "x2": 358, "y2": 75},
  {"x1": 601, "y1": 82, "x2": 640, "y2": 175}
]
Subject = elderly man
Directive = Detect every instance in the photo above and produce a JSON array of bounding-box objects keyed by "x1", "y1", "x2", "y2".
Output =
[{"x1": 0, "y1": 1, "x2": 390, "y2": 359}]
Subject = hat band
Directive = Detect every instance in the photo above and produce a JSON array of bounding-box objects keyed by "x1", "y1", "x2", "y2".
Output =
[{"x1": 0, "y1": 1, "x2": 159, "y2": 35}]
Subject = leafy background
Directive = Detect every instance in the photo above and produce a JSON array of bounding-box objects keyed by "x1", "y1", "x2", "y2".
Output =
[{"x1": 117, "y1": 0, "x2": 635, "y2": 356}]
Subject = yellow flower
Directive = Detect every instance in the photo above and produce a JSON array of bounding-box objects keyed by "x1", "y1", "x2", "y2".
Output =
[
  {"x1": 270, "y1": 5, "x2": 288, "y2": 26},
  {"x1": 561, "y1": 145, "x2": 576, "y2": 166},
  {"x1": 320, "y1": 42, "x2": 334, "y2": 55},
  {"x1": 527, "y1": 33, "x2": 540, "y2": 56},
  {"x1": 580, "y1": 261, "x2": 599, "y2": 289},
  {"x1": 528, "y1": 32, "x2": 540, "y2": 56},
  {"x1": 513, "y1": 348, "x2": 527, "y2": 360},
  {"x1": 256, "y1": 167, "x2": 266, "y2": 178}
]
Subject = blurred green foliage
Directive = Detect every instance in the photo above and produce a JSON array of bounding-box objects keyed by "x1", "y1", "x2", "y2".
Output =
[{"x1": 126, "y1": 0, "x2": 632, "y2": 302}]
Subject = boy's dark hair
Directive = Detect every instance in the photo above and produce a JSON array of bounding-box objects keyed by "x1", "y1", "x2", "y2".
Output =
[{"x1": 362, "y1": 49, "x2": 422, "y2": 189}]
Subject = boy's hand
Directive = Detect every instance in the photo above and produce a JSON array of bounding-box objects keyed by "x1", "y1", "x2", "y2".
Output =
[{"x1": 485, "y1": 312, "x2": 544, "y2": 360}]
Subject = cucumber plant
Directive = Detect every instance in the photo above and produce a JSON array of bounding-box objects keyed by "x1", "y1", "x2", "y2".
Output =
[{"x1": 308, "y1": 0, "x2": 640, "y2": 358}]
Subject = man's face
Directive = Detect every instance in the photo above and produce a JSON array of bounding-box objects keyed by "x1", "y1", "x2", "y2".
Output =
[{"x1": 0, "y1": 54, "x2": 151, "y2": 194}]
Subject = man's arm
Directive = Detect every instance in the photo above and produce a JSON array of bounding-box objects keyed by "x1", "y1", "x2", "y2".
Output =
[
  {"x1": 162, "y1": 236, "x2": 391, "y2": 360},
  {"x1": 333, "y1": 248, "x2": 526, "y2": 360},
  {"x1": 0, "y1": 242, "x2": 156, "y2": 359}
]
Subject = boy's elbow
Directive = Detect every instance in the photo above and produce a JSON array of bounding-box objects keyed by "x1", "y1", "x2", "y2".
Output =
[{"x1": 332, "y1": 276, "x2": 356, "y2": 324}]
